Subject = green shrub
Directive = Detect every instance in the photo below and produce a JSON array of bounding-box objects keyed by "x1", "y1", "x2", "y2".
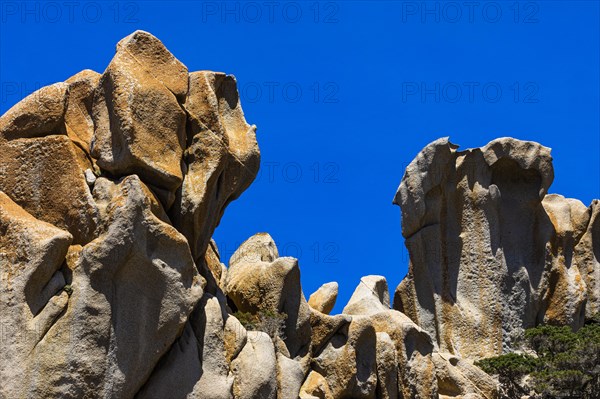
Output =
[
  {"x1": 232, "y1": 309, "x2": 287, "y2": 340},
  {"x1": 476, "y1": 314, "x2": 600, "y2": 399}
]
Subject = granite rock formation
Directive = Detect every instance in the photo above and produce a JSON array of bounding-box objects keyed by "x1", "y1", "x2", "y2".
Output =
[
  {"x1": 393, "y1": 137, "x2": 599, "y2": 359},
  {"x1": 1, "y1": 31, "x2": 597, "y2": 399}
]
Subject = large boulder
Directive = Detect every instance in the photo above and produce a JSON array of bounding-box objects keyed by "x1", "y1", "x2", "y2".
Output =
[
  {"x1": 0, "y1": 82, "x2": 68, "y2": 140},
  {"x1": 308, "y1": 282, "x2": 339, "y2": 314},
  {"x1": 0, "y1": 135, "x2": 98, "y2": 244},
  {"x1": 225, "y1": 233, "x2": 312, "y2": 359},
  {"x1": 91, "y1": 30, "x2": 188, "y2": 193},
  {"x1": 22, "y1": 176, "x2": 203, "y2": 398},
  {"x1": 231, "y1": 332, "x2": 278, "y2": 399},
  {"x1": 171, "y1": 71, "x2": 260, "y2": 261}
]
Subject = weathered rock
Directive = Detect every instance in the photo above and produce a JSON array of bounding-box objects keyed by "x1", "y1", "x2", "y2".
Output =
[
  {"x1": 91, "y1": 30, "x2": 188, "y2": 192},
  {"x1": 375, "y1": 332, "x2": 399, "y2": 399},
  {"x1": 225, "y1": 233, "x2": 312, "y2": 358},
  {"x1": 308, "y1": 282, "x2": 338, "y2": 314},
  {"x1": 0, "y1": 135, "x2": 98, "y2": 244},
  {"x1": 541, "y1": 194, "x2": 588, "y2": 326},
  {"x1": 0, "y1": 82, "x2": 68, "y2": 140},
  {"x1": 231, "y1": 331, "x2": 278, "y2": 399},
  {"x1": 0, "y1": 192, "x2": 72, "y2": 399},
  {"x1": 312, "y1": 317, "x2": 378, "y2": 398},
  {"x1": 3, "y1": 31, "x2": 597, "y2": 399},
  {"x1": 22, "y1": 175, "x2": 203, "y2": 398},
  {"x1": 393, "y1": 137, "x2": 598, "y2": 359},
  {"x1": 299, "y1": 370, "x2": 334, "y2": 399},
  {"x1": 138, "y1": 294, "x2": 235, "y2": 399},
  {"x1": 432, "y1": 353, "x2": 498, "y2": 399},
  {"x1": 277, "y1": 352, "x2": 306, "y2": 399},
  {"x1": 574, "y1": 199, "x2": 600, "y2": 319},
  {"x1": 224, "y1": 311, "x2": 248, "y2": 363},
  {"x1": 343, "y1": 275, "x2": 390, "y2": 316},
  {"x1": 343, "y1": 276, "x2": 438, "y2": 398},
  {"x1": 171, "y1": 71, "x2": 260, "y2": 260},
  {"x1": 135, "y1": 322, "x2": 205, "y2": 399},
  {"x1": 309, "y1": 309, "x2": 352, "y2": 356},
  {"x1": 64, "y1": 69, "x2": 101, "y2": 158}
]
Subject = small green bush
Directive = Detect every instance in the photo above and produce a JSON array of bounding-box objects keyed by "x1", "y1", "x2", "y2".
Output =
[{"x1": 232, "y1": 309, "x2": 287, "y2": 340}]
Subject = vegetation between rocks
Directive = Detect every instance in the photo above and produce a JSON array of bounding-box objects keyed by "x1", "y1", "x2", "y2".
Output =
[
  {"x1": 233, "y1": 310, "x2": 287, "y2": 340},
  {"x1": 476, "y1": 314, "x2": 600, "y2": 399}
]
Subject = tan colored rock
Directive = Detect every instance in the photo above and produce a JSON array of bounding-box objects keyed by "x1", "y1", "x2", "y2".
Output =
[
  {"x1": 64, "y1": 69, "x2": 101, "y2": 158},
  {"x1": 0, "y1": 135, "x2": 98, "y2": 244},
  {"x1": 369, "y1": 310, "x2": 438, "y2": 398},
  {"x1": 574, "y1": 199, "x2": 600, "y2": 319},
  {"x1": 308, "y1": 282, "x2": 338, "y2": 314},
  {"x1": 23, "y1": 175, "x2": 203, "y2": 398},
  {"x1": 375, "y1": 332, "x2": 399, "y2": 399},
  {"x1": 135, "y1": 323, "x2": 205, "y2": 399},
  {"x1": 117, "y1": 30, "x2": 189, "y2": 100},
  {"x1": 202, "y1": 238, "x2": 227, "y2": 295},
  {"x1": 138, "y1": 296, "x2": 252, "y2": 399},
  {"x1": 231, "y1": 331, "x2": 277, "y2": 399},
  {"x1": 276, "y1": 352, "x2": 306, "y2": 399},
  {"x1": 139, "y1": 294, "x2": 234, "y2": 399},
  {"x1": 0, "y1": 82, "x2": 68, "y2": 140},
  {"x1": 187, "y1": 295, "x2": 234, "y2": 399},
  {"x1": 393, "y1": 137, "x2": 596, "y2": 359},
  {"x1": 299, "y1": 370, "x2": 334, "y2": 399},
  {"x1": 541, "y1": 194, "x2": 588, "y2": 326},
  {"x1": 309, "y1": 309, "x2": 352, "y2": 356},
  {"x1": 432, "y1": 353, "x2": 498, "y2": 399},
  {"x1": 1, "y1": 31, "x2": 273, "y2": 399},
  {"x1": 91, "y1": 31, "x2": 187, "y2": 192},
  {"x1": 7, "y1": 31, "x2": 594, "y2": 399},
  {"x1": 171, "y1": 71, "x2": 260, "y2": 260},
  {"x1": 225, "y1": 233, "x2": 312, "y2": 358},
  {"x1": 312, "y1": 317, "x2": 378, "y2": 398},
  {"x1": 343, "y1": 275, "x2": 494, "y2": 398},
  {"x1": 229, "y1": 231, "x2": 279, "y2": 265},
  {"x1": 343, "y1": 275, "x2": 390, "y2": 316},
  {"x1": 0, "y1": 192, "x2": 72, "y2": 399},
  {"x1": 224, "y1": 313, "x2": 248, "y2": 363}
]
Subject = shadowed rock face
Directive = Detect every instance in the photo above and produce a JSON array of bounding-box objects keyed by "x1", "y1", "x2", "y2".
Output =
[
  {"x1": 393, "y1": 137, "x2": 599, "y2": 359},
  {"x1": 1, "y1": 31, "x2": 594, "y2": 399}
]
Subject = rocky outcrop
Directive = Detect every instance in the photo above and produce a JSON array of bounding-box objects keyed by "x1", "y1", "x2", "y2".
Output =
[
  {"x1": 2, "y1": 31, "x2": 595, "y2": 399},
  {"x1": 393, "y1": 137, "x2": 599, "y2": 359},
  {"x1": 0, "y1": 31, "x2": 257, "y2": 399},
  {"x1": 309, "y1": 282, "x2": 339, "y2": 314}
]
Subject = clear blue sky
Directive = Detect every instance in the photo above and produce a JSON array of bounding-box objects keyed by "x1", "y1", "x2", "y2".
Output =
[{"x1": 1, "y1": 1, "x2": 599, "y2": 313}]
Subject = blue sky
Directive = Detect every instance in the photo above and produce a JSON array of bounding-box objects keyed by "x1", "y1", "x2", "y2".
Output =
[{"x1": 1, "y1": 1, "x2": 599, "y2": 313}]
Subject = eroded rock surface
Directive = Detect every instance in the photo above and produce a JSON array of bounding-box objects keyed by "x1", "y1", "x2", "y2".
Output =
[
  {"x1": 2, "y1": 31, "x2": 595, "y2": 399},
  {"x1": 393, "y1": 137, "x2": 599, "y2": 359}
]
